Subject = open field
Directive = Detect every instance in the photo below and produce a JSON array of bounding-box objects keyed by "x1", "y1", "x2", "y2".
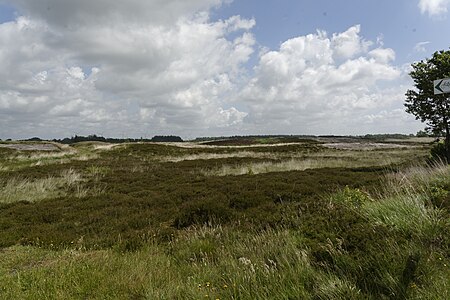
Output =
[{"x1": 0, "y1": 137, "x2": 448, "y2": 299}]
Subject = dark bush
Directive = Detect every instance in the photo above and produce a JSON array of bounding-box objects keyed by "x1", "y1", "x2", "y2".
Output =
[
  {"x1": 430, "y1": 142, "x2": 448, "y2": 162},
  {"x1": 229, "y1": 190, "x2": 267, "y2": 209},
  {"x1": 173, "y1": 196, "x2": 232, "y2": 228}
]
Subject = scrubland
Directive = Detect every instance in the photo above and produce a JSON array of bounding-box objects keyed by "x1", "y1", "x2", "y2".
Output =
[{"x1": 0, "y1": 137, "x2": 448, "y2": 299}]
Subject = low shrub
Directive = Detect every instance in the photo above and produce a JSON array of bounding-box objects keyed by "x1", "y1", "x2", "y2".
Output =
[
  {"x1": 330, "y1": 186, "x2": 372, "y2": 209},
  {"x1": 173, "y1": 196, "x2": 232, "y2": 228},
  {"x1": 430, "y1": 142, "x2": 448, "y2": 162}
]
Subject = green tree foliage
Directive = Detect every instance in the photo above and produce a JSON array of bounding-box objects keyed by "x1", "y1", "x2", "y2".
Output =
[
  {"x1": 416, "y1": 130, "x2": 429, "y2": 137},
  {"x1": 405, "y1": 49, "x2": 450, "y2": 160}
]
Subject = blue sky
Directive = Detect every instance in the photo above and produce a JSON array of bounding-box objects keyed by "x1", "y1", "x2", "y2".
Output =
[
  {"x1": 0, "y1": 3, "x2": 14, "y2": 23},
  {"x1": 212, "y1": 0, "x2": 450, "y2": 64},
  {"x1": 0, "y1": 0, "x2": 449, "y2": 139}
]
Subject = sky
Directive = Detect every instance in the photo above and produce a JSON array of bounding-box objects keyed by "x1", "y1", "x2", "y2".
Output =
[{"x1": 0, "y1": 0, "x2": 449, "y2": 139}]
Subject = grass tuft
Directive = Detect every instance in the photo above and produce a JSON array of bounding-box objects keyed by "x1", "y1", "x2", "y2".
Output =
[{"x1": 0, "y1": 168, "x2": 104, "y2": 204}]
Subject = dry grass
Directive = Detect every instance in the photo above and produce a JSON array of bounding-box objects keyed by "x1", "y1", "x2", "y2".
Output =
[
  {"x1": 0, "y1": 148, "x2": 99, "y2": 171},
  {"x1": 0, "y1": 169, "x2": 104, "y2": 204},
  {"x1": 158, "y1": 141, "x2": 308, "y2": 149},
  {"x1": 161, "y1": 146, "x2": 427, "y2": 166},
  {"x1": 200, "y1": 153, "x2": 414, "y2": 176},
  {"x1": 14, "y1": 150, "x2": 76, "y2": 161},
  {"x1": 93, "y1": 143, "x2": 122, "y2": 151},
  {"x1": 201, "y1": 159, "x2": 333, "y2": 176},
  {"x1": 383, "y1": 159, "x2": 450, "y2": 196},
  {"x1": 160, "y1": 151, "x2": 277, "y2": 162},
  {"x1": 0, "y1": 169, "x2": 80, "y2": 203}
]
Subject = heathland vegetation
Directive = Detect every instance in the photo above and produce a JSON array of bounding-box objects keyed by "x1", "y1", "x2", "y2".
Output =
[{"x1": 0, "y1": 136, "x2": 448, "y2": 299}]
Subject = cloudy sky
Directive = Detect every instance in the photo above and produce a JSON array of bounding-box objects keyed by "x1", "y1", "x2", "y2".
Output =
[{"x1": 1, "y1": 0, "x2": 449, "y2": 139}]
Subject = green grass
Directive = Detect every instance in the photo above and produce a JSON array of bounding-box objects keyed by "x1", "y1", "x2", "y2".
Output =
[
  {"x1": 0, "y1": 220, "x2": 447, "y2": 299},
  {"x1": 0, "y1": 139, "x2": 448, "y2": 299},
  {"x1": 362, "y1": 194, "x2": 444, "y2": 238}
]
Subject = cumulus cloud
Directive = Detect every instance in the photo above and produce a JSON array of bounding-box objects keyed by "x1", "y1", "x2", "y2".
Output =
[
  {"x1": 238, "y1": 25, "x2": 418, "y2": 135},
  {"x1": 0, "y1": 1, "x2": 423, "y2": 139},
  {"x1": 0, "y1": 0, "x2": 254, "y2": 138},
  {"x1": 418, "y1": 0, "x2": 450, "y2": 17},
  {"x1": 368, "y1": 48, "x2": 396, "y2": 63},
  {"x1": 331, "y1": 25, "x2": 372, "y2": 60}
]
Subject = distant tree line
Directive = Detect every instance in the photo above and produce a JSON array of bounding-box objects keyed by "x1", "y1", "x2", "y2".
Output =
[
  {"x1": 150, "y1": 135, "x2": 183, "y2": 142},
  {"x1": 48, "y1": 134, "x2": 183, "y2": 144}
]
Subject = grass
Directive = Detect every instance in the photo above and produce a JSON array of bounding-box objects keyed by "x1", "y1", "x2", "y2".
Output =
[
  {"x1": 0, "y1": 144, "x2": 100, "y2": 172},
  {"x1": 0, "y1": 138, "x2": 448, "y2": 299},
  {"x1": 0, "y1": 219, "x2": 447, "y2": 299},
  {"x1": 197, "y1": 147, "x2": 427, "y2": 176},
  {"x1": 0, "y1": 168, "x2": 106, "y2": 205},
  {"x1": 362, "y1": 194, "x2": 444, "y2": 239},
  {"x1": 0, "y1": 169, "x2": 82, "y2": 204},
  {"x1": 0, "y1": 229, "x2": 371, "y2": 299}
]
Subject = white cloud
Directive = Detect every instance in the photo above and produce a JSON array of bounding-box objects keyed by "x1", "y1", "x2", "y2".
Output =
[
  {"x1": 209, "y1": 107, "x2": 248, "y2": 127},
  {"x1": 238, "y1": 26, "x2": 418, "y2": 135},
  {"x1": 331, "y1": 25, "x2": 372, "y2": 60},
  {"x1": 418, "y1": 0, "x2": 450, "y2": 17},
  {"x1": 0, "y1": 1, "x2": 254, "y2": 138},
  {"x1": 0, "y1": 1, "x2": 423, "y2": 139},
  {"x1": 368, "y1": 48, "x2": 396, "y2": 63},
  {"x1": 414, "y1": 41, "x2": 431, "y2": 53}
]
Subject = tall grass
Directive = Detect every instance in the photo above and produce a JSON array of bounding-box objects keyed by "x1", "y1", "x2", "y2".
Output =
[
  {"x1": 1, "y1": 219, "x2": 447, "y2": 299},
  {"x1": 362, "y1": 194, "x2": 444, "y2": 238},
  {"x1": 0, "y1": 149, "x2": 99, "y2": 171},
  {"x1": 0, "y1": 228, "x2": 365, "y2": 300},
  {"x1": 201, "y1": 156, "x2": 403, "y2": 176},
  {"x1": 384, "y1": 159, "x2": 450, "y2": 194},
  {"x1": 0, "y1": 169, "x2": 104, "y2": 203},
  {"x1": 321, "y1": 162, "x2": 450, "y2": 299}
]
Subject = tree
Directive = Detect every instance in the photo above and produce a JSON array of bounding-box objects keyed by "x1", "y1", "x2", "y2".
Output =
[
  {"x1": 405, "y1": 49, "x2": 450, "y2": 161},
  {"x1": 416, "y1": 130, "x2": 429, "y2": 138}
]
